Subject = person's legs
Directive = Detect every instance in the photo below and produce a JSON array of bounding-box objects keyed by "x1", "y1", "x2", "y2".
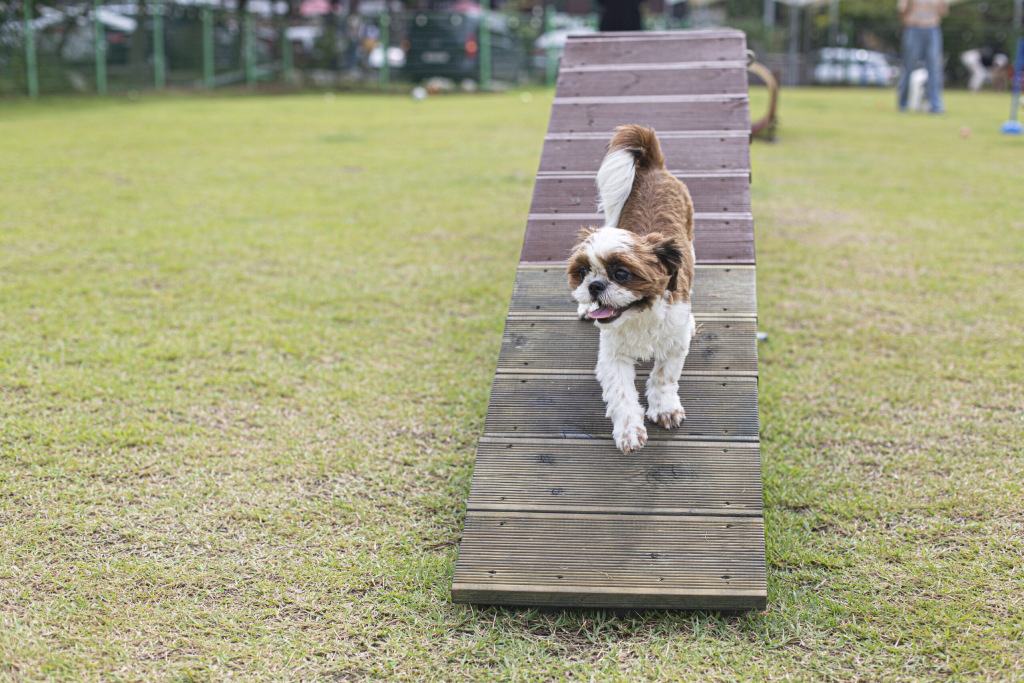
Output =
[
  {"x1": 898, "y1": 28, "x2": 926, "y2": 110},
  {"x1": 925, "y1": 26, "x2": 945, "y2": 112}
]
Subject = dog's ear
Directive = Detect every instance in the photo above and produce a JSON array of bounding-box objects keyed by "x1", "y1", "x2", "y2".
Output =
[
  {"x1": 644, "y1": 232, "x2": 684, "y2": 293},
  {"x1": 567, "y1": 226, "x2": 597, "y2": 275},
  {"x1": 644, "y1": 232, "x2": 684, "y2": 274}
]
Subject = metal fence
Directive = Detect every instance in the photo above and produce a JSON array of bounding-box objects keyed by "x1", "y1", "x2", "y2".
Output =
[{"x1": 0, "y1": 1, "x2": 599, "y2": 96}]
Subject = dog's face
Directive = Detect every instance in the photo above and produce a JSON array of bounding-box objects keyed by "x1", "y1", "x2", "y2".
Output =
[{"x1": 567, "y1": 227, "x2": 683, "y2": 326}]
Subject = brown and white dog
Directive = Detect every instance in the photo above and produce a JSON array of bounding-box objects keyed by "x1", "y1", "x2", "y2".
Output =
[{"x1": 567, "y1": 125, "x2": 695, "y2": 454}]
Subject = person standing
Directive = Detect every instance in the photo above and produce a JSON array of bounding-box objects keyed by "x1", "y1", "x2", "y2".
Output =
[{"x1": 897, "y1": 0, "x2": 948, "y2": 113}]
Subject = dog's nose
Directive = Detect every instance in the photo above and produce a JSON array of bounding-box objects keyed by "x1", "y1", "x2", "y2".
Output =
[{"x1": 588, "y1": 280, "x2": 606, "y2": 298}]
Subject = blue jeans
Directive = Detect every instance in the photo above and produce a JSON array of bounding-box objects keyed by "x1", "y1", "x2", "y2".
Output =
[{"x1": 897, "y1": 26, "x2": 945, "y2": 112}]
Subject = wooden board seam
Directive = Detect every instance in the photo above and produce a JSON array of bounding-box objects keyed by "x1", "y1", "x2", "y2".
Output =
[
  {"x1": 494, "y1": 368, "x2": 757, "y2": 377},
  {"x1": 546, "y1": 131, "x2": 751, "y2": 140},
  {"x1": 466, "y1": 504, "x2": 763, "y2": 517},
  {"x1": 516, "y1": 263, "x2": 756, "y2": 271},
  {"x1": 560, "y1": 60, "x2": 747, "y2": 73},
  {"x1": 506, "y1": 313, "x2": 757, "y2": 321},
  {"x1": 467, "y1": 510, "x2": 759, "y2": 524},
  {"x1": 536, "y1": 171, "x2": 749, "y2": 179},
  {"x1": 482, "y1": 433, "x2": 760, "y2": 443},
  {"x1": 477, "y1": 436, "x2": 759, "y2": 448},
  {"x1": 451, "y1": 583, "x2": 766, "y2": 598},
  {"x1": 519, "y1": 260, "x2": 755, "y2": 267},
  {"x1": 565, "y1": 31, "x2": 744, "y2": 44},
  {"x1": 553, "y1": 94, "x2": 748, "y2": 105},
  {"x1": 527, "y1": 212, "x2": 755, "y2": 221}
]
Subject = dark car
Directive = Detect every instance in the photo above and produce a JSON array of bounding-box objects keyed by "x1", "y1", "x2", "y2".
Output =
[{"x1": 403, "y1": 4, "x2": 524, "y2": 83}]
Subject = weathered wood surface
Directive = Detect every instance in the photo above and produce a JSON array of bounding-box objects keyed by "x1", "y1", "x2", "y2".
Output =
[
  {"x1": 522, "y1": 214, "x2": 755, "y2": 264},
  {"x1": 560, "y1": 31, "x2": 748, "y2": 68},
  {"x1": 497, "y1": 318, "x2": 757, "y2": 376},
  {"x1": 540, "y1": 133, "x2": 751, "y2": 173},
  {"x1": 452, "y1": 28, "x2": 765, "y2": 612},
  {"x1": 508, "y1": 265, "x2": 757, "y2": 318},
  {"x1": 468, "y1": 438, "x2": 763, "y2": 515},
  {"x1": 451, "y1": 511, "x2": 767, "y2": 610},
  {"x1": 483, "y1": 374, "x2": 759, "y2": 441},
  {"x1": 548, "y1": 98, "x2": 751, "y2": 134},
  {"x1": 555, "y1": 64, "x2": 748, "y2": 98},
  {"x1": 530, "y1": 174, "x2": 750, "y2": 215}
]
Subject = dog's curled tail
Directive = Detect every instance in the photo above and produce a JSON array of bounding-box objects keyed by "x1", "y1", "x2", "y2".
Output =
[{"x1": 596, "y1": 125, "x2": 665, "y2": 228}]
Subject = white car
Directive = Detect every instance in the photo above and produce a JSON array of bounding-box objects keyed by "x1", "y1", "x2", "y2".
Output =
[{"x1": 813, "y1": 48, "x2": 899, "y2": 87}]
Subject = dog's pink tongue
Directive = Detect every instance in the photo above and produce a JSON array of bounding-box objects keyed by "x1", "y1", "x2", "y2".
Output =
[{"x1": 588, "y1": 305, "x2": 618, "y2": 320}]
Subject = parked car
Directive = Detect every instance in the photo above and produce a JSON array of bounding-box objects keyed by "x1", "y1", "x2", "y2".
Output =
[
  {"x1": 813, "y1": 48, "x2": 899, "y2": 87},
  {"x1": 403, "y1": 4, "x2": 525, "y2": 84}
]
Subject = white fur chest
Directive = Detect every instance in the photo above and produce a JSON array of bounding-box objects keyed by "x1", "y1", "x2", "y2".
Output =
[{"x1": 597, "y1": 297, "x2": 693, "y2": 362}]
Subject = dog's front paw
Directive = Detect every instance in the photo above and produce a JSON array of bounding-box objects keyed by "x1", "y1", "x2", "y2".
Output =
[
  {"x1": 647, "y1": 403, "x2": 686, "y2": 429},
  {"x1": 613, "y1": 414, "x2": 647, "y2": 454},
  {"x1": 647, "y1": 392, "x2": 686, "y2": 429},
  {"x1": 577, "y1": 303, "x2": 590, "y2": 320}
]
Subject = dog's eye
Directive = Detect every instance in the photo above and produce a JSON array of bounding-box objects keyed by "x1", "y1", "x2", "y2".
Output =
[
  {"x1": 612, "y1": 268, "x2": 630, "y2": 283},
  {"x1": 578, "y1": 266, "x2": 588, "y2": 277}
]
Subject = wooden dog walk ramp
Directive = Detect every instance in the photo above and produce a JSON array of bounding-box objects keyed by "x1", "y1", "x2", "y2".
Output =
[{"x1": 451, "y1": 29, "x2": 767, "y2": 611}]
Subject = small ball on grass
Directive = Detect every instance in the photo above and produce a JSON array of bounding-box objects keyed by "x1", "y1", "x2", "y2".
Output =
[{"x1": 959, "y1": 126, "x2": 971, "y2": 138}]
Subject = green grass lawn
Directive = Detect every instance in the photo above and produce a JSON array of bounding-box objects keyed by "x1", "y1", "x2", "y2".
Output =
[{"x1": 1, "y1": 87, "x2": 1022, "y2": 681}]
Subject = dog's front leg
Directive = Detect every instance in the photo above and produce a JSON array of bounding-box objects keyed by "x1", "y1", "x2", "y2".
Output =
[
  {"x1": 596, "y1": 338, "x2": 647, "y2": 454},
  {"x1": 646, "y1": 353, "x2": 687, "y2": 429},
  {"x1": 646, "y1": 307, "x2": 693, "y2": 429}
]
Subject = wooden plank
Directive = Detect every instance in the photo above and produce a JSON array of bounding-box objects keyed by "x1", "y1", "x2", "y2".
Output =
[
  {"x1": 468, "y1": 438, "x2": 762, "y2": 515},
  {"x1": 508, "y1": 265, "x2": 757, "y2": 318},
  {"x1": 571, "y1": 28, "x2": 742, "y2": 39},
  {"x1": 521, "y1": 215, "x2": 755, "y2": 264},
  {"x1": 555, "y1": 64, "x2": 748, "y2": 98},
  {"x1": 560, "y1": 31, "x2": 748, "y2": 68},
  {"x1": 547, "y1": 98, "x2": 751, "y2": 134},
  {"x1": 452, "y1": 511, "x2": 767, "y2": 610},
  {"x1": 529, "y1": 174, "x2": 749, "y2": 216},
  {"x1": 539, "y1": 133, "x2": 750, "y2": 173},
  {"x1": 497, "y1": 317, "x2": 757, "y2": 376},
  {"x1": 568, "y1": 28, "x2": 742, "y2": 41},
  {"x1": 482, "y1": 374, "x2": 759, "y2": 441}
]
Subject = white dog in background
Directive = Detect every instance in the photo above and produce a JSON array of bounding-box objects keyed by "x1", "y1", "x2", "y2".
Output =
[{"x1": 907, "y1": 67, "x2": 930, "y2": 112}]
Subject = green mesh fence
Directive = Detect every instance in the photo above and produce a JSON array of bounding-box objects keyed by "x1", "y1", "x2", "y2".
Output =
[
  {"x1": 2, "y1": 0, "x2": 1016, "y2": 96},
  {"x1": 0, "y1": 1, "x2": 592, "y2": 95}
]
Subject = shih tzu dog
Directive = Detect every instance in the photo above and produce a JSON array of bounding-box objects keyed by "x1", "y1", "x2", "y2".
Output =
[{"x1": 567, "y1": 125, "x2": 695, "y2": 454}]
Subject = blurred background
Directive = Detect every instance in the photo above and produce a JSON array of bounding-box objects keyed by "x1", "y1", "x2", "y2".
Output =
[{"x1": 0, "y1": 0, "x2": 1019, "y2": 95}]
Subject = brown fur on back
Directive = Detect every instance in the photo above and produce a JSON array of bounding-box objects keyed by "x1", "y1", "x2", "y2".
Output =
[{"x1": 608, "y1": 125, "x2": 695, "y2": 303}]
